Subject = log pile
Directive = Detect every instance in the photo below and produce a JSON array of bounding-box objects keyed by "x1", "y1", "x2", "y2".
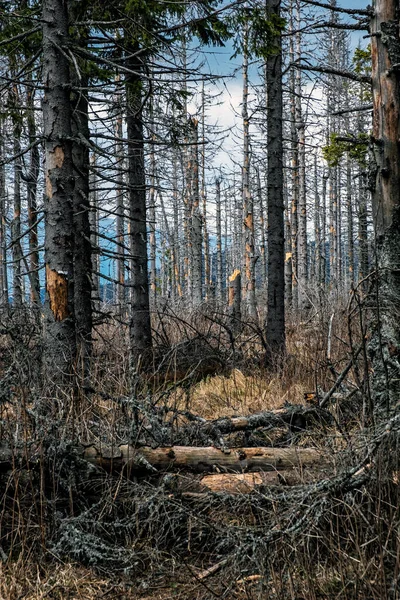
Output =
[{"x1": 0, "y1": 403, "x2": 334, "y2": 494}]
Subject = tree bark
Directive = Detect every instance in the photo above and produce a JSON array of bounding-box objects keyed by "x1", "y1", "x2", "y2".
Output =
[
  {"x1": 115, "y1": 77, "x2": 126, "y2": 313},
  {"x1": 265, "y1": 0, "x2": 285, "y2": 359},
  {"x1": 228, "y1": 269, "x2": 241, "y2": 335},
  {"x1": 83, "y1": 444, "x2": 324, "y2": 474},
  {"x1": 11, "y1": 80, "x2": 23, "y2": 308},
  {"x1": 125, "y1": 45, "x2": 152, "y2": 369},
  {"x1": 188, "y1": 118, "x2": 203, "y2": 306},
  {"x1": 369, "y1": 0, "x2": 400, "y2": 411},
  {"x1": 242, "y1": 22, "x2": 257, "y2": 318},
  {"x1": 295, "y1": 1, "x2": 308, "y2": 310},
  {"x1": 70, "y1": 37, "x2": 93, "y2": 382},
  {"x1": 26, "y1": 84, "x2": 40, "y2": 307},
  {"x1": 42, "y1": 0, "x2": 76, "y2": 383},
  {"x1": 215, "y1": 177, "x2": 223, "y2": 300},
  {"x1": 0, "y1": 112, "x2": 7, "y2": 306}
]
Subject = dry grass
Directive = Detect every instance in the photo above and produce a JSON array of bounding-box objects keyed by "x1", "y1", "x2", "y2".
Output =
[{"x1": 189, "y1": 368, "x2": 307, "y2": 419}]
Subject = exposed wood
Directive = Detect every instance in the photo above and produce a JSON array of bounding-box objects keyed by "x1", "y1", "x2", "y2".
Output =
[{"x1": 199, "y1": 471, "x2": 316, "y2": 493}]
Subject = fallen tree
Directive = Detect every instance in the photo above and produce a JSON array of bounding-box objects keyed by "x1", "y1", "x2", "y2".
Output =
[{"x1": 83, "y1": 444, "x2": 325, "y2": 474}]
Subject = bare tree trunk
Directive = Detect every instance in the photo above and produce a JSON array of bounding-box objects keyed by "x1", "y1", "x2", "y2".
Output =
[
  {"x1": 265, "y1": 0, "x2": 285, "y2": 359},
  {"x1": 11, "y1": 82, "x2": 23, "y2": 308},
  {"x1": 125, "y1": 45, "x2": 152, "y2": 369},
  {"x1": 256, "y1": 167, "x2": 267, "y2": 291},
  {"x1": 70, "y1": 67, "x2": 93, "y2": 381},
  {"x1": 242, "y1": 22, "x2": 257, "y2": 318},
  {"x1": 215, "y1": 177, "x2": 223, "y2": 300},
  {"x1": 295, "y1": 1, "x2": 307, "y2": 310},
  {"x1": 314, "y1": 154, "x2": 322, "y2": 295},
  {"x1": 26, "y1": 84, "x2": 40, "y2": 307},
  {"x1": 228, "y1": 269, "x2": 241, "y2": 335},
  {"x1": 42, "y1": 0, "x2": 76, "y2": 382},
  {"x1": 89, "y1": 154, "x2": 100, "y2": 313},
  {"x1": 358, "y1": 168, "x2": 369, "y2": 284},
  {"x1": 115, "y1": 80, "x2": 126, "y2": 313},
  {"x1": 289, "y1": 6, "x2": 298, "y2": 310},
  {"x1": 328, "y1": 168, "x2": 337, "y2": 292},
  {"x1": 321, "y1": 170, "x2": 328, "y2": 288},
  {"x1": 172, "y1": 151, "x2": 182, "y2": 300},
  {"x1": 148, "y1": 97, "x2": 157, "y2": 304},
  {"x1": 201, "y1": 84, "x2": 211, "y2": 301},
  {"x1": 369, "y1": 0, "x2": 400, "y2": 411},
  {"x1": 0, "y1": 113, "x2": 7, "y2": 307},
  {"x1": 346, "y1": 155, "x2": 355, "y2": 286},
  {"x1": 188, "y1": 118, "x2": 203, "y2": 306}
]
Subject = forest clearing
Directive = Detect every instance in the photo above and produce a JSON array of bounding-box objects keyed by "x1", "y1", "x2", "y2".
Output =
[{"x1": 0, "y1": 0, "x2": 399, "y2": 598}]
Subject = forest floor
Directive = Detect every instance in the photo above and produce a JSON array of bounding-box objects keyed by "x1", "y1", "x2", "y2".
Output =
[{"x1": 0, "y1": 306, "x2": 398, "y2": 600}]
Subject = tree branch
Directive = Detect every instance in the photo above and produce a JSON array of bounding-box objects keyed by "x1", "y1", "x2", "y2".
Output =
[{"x1": 292, "y1": 62, "x2": 371, "y2": 84}]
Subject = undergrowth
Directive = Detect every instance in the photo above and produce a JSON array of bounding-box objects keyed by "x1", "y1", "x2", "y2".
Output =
[{"x1": 0, "y1": 299, "x2": 398, "y2": 599}]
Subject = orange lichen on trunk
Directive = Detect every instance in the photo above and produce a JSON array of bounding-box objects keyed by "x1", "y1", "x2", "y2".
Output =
[{"x1": 46, "y1": 264, "x2": 69, "y2": 321}]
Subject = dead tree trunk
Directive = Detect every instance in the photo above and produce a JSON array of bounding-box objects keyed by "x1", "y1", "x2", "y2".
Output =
[
  {"x1": 215, "y1": 177, "x2": 223, "y2": 300},
  {"x1": 229, "y1": 269, "x2": 241, "y2": 335},
  {"x1": 189, "y1": 118, "x2": 203, "y2": 306},
  {"x1": 70, "y1": 59, "x2": 93, "y2": 382},
  {"x1": 125, "y1": 45, "x2": 152, "y2": 370},
  {"x1": 26, "y1": 83, "x2": 40, "y2": 307},
  {"x1": 265, "y1": 0, "x2": 285, "y2": 359},
  {"x1": 369, "y1": 0, "x2": 400, "y2": 411},
  {"x1": 42, "y1": 0, "x2": 76, "y2": 383},
  {"x1": 242, "y1": 23, "x2": 257, "y2": 318},
  {"x1": 11, "y1": 81, "x2": 23, "y2": 308},
  {"x1": 0, "y1": 113, "x2": 7, "y2": 306},
  {"x1": 115, "y1": 78, "x2": 126, "y2": 313}
]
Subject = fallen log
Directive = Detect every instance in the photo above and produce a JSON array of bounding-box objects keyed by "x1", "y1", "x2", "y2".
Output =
[
  {"x1": 179, "y1": 406, "x2": 332, "y2": 444},
  {"x1": 83, "y1": 444, "x2": 325, "y2": 474},
  {"x1": 199, "y1": 470, "x2": 318, "y2": 493},
  {"x1": 0, "y1": 443, "x2": 324, "y2": 476}
]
